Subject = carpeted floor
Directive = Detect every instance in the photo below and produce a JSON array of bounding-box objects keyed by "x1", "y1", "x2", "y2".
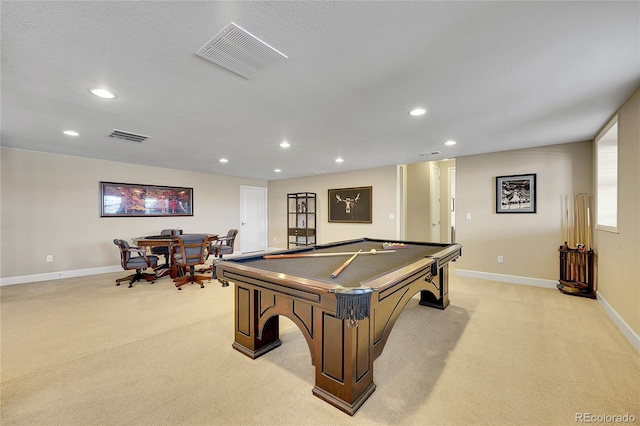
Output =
[{"x1": 1, "y1": 271, "x2": 638, "y2": 425}]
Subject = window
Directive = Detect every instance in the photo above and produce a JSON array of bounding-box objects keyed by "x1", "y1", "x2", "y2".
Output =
[{"x1": 596, "y1": 116, "x2": 618, "y2": 232}]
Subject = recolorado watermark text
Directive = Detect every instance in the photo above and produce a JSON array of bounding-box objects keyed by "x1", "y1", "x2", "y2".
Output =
[{"x1": 576, "y1": 413, "x2": 637, "y2": 423}]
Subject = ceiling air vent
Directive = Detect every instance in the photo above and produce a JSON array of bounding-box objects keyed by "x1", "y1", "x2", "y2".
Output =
[
  {"x1": 196, "y1": 22, "x2": 287, "y2": 79},
  {"x1": 108, "y1": 130, "x2": 150, "y2": 143}
]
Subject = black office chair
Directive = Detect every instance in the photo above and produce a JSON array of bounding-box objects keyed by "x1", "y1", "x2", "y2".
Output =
[
  {"x1": 113, "y1": 239, "x2": 159, "y2": 288},
  {"x1": 209, "y1": 229, "x2": 238, "y2": 286},
  {"x1": 172, "y1": 234, "x2": 211, "y2": 290},
  {"x1": 151, "y1": 229, "x2": 182, "y2": 270}
]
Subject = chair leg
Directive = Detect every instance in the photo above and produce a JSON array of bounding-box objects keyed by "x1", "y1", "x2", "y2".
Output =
[
  {"x1": 139, "y1": 272, "x2": 156, "y2": 284},
  {"x1": 196, "y1": 265, "x2": 213, "y2": 274},
  {"x1": 117, "y1": 269, "x2": 156, "y2": 288},
  {"x1": 173, "y1": 275, "x2": 192, "y2": 289},
  {"x1": 174, "y1": 266, "x2": 210, "y2": 290},
  {"x1": 116, "y1": 274, "x2": 136, "y2": 286}
]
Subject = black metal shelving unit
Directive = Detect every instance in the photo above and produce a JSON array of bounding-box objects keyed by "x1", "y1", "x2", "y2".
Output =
[{"x1": 287, "y1": 192, "x2": 316, "y2": 248}]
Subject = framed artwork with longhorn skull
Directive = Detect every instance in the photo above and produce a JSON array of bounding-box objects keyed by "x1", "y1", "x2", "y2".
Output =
[{"x1": 328, "y1": 186, "x2": 372, "y2": 223}]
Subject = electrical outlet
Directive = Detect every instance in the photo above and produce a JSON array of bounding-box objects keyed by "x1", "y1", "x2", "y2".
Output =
[
  {"x1": 497, "y1": 256, "x2": 503, "y2": 263},
  {"x1": 46, "y1": 255, "x2": 53, "y2": 262}
]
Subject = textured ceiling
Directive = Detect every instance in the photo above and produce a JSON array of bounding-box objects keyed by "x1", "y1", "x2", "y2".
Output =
[{"x1": 2, "y1": 1, "x2": 639, "y2": 181}]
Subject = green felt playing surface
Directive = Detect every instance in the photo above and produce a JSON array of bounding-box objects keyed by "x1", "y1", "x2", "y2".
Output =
[{"x1": 235, "y1": 240, "x2": 443, "y2": 287}]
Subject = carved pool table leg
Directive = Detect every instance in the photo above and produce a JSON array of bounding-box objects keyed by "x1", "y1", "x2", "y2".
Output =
[
  {"x1": 232, "y1": 284, "x2": 281, "y2": 359},
  {"x1": 311, "y1": 312, "x2": 376, "y2": 416},
  {"x1": 419, "y1": 265, "x2": 450, "y2": 309}
]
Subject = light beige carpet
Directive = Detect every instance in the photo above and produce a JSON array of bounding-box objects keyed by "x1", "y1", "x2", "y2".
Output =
[{"x1": 1, "y1": 272, "x2": 638, "y2": 425}]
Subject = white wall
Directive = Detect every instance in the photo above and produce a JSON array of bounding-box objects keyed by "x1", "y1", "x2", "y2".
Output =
[
  {"x1": 0, "y1": 148, "x2": 266, "y2": 279},
  {"x1": 455, "y1": 141, "x2": 593, "y2": 281},
  {"x1": 594, "y1": 87, "x2": 640, "y2": 339},
  {"x1": 267, "y1": 166, "x2": 399, "y2": 248}
]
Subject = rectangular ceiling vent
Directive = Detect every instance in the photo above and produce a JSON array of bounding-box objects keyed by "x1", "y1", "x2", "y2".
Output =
[
  {"x1": 196, "y1": 22, "x2": 288, "y2": 79},
  {"x1": 108, "y1": 130, "x2": 150, "y2": 143}
]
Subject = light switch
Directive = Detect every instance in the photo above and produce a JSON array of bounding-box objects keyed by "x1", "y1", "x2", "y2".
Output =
[
  {"x1": 388, "y1": 213, "x2": 395, "y2": 220},
  {"x1": 465, "y1": 213, "x2": 471, "y2": 220}
]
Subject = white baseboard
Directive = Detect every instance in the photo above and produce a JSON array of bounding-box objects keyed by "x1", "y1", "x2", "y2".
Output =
[
  {"x1": 5, "y1": 264, "x2": 637, "y2": 353},
  {"x1": 454, "y1": 269, "x2": 558, "y2": 289},
  {"x1": 1, "y1": 250, "x2": 248, "y2": 286},
  {"x1": 454, "y1": 269, "x2": 639, "y2": 353},
  {"x1": 596, "y1": 291, "x2": 640, "y2": 353},
  {"x1": 0, "y1": 265, "x2": 122, "y2": 286},
  {"x1": 0, "y1": 248, "x2": 282, "y2": 286}
]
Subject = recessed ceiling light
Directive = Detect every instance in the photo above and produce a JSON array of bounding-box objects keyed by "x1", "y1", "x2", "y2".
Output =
[
  {"x1": 274, "y1": 169, "x2": 281, "y2": 173},
  {"x1": 219, "y1": 158, "x2": 228, "y2": 163},
  {"x1": 279, "y1": 141, "x2": 290, "y2": 148},
  {"x1": 444, "y1": 140, "x2": 457, "y2": 146},
  {"x1": 409, "y1": 108, "x2": 426, "y2": 116},
  {"x1": 335, "y1": 158, "x2": 344, "y2": 163},
  {"x1": 63, "y1": 130, "x2": 79, "y2": 136},
  {"x1": 90, "y1": 88, "x2": 116, "y2": 99}
]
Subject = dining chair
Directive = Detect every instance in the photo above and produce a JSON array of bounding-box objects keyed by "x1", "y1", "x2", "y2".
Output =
[
  {"x1": 172, "y1": 234, "x2": 210, "y2": 290},
  {"x1": 113, "y1": 239, "x2": 159, "y2": 288}
]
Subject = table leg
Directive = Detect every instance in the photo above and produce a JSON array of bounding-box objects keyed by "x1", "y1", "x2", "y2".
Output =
[
  {"x1": 229, "y1": 279, "x2": 376, "y2": 415},
  {"x1": 419, "y1": 264, "x2": 450, "y2": 309},
  {"x1": 312, "y1": 313, "x2": 376, "y2": 416},
  {"x1": 232, "y1": 283, "x2": 281, "y2": 358}
]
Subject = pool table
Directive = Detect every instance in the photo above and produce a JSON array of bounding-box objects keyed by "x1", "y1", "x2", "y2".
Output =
[{"x1": 215, "y1": 238, "x2": 462, "y2": 415}]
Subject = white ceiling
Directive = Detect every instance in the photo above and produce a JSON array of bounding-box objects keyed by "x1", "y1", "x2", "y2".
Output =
[{"x1": 2, "y1": 1, "x2": 638, "y2": 181}]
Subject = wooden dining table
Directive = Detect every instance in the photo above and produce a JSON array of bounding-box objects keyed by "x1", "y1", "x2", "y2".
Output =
[{"x1": 133, "y1": 234, "x2": 218, "y2": 279}]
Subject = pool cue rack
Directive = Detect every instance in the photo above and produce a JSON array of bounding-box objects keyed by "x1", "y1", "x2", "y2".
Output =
[{"x1": 557, "y1": 242, "x2": 595, "y2": 299}]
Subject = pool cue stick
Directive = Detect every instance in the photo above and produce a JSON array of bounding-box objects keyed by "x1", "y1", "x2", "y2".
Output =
[
  {"x1": 264, "y1": 249, "x2": 394, "y2": 259},
  {"x1": 578, "y1": 194, "x2": 585, "y2": 246},
  {"x1": 564, "y1": 198, "x2": 569, "y2": 244},
  {"x1": 579, "y1": 194, "x2": 587, "y2": 282},
  {"x1": 575, "y1": 194, "x2": 584, "y2": 283},
  {"x1": 331, "y1": 249, "x2": 362, "y2": 278},
  {"x1": 572, "y1": 194, "x2": 580, "y2": 246},
  {"x1": 586, "y1": 195, "x2": 592, "y2": 250}
]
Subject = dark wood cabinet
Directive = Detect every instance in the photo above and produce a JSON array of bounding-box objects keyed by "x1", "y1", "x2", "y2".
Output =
[{"x1": 287, "y1": 192, "x2": 316, "y2": 248}]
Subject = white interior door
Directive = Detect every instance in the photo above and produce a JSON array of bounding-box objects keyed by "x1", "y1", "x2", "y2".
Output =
[
  {"x1": 430, "y1": 164, "x2": 441, "y2": 242},
  {"x1": 450, "y1": 168, "x2": 456, "y2": 243},
  {"x1": 240, "y1": 186, "x2": 267, "y2": 253}
]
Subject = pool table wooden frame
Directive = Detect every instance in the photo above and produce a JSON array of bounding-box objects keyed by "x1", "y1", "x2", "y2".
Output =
[{"x1": 216, "y1": 238, "x2": 462, "y2": 415}]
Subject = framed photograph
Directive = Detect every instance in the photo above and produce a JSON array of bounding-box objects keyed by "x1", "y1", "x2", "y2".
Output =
[
  {"x1": 100, "y1": 182, "x2": 193, "y2": 217},
  {"x1": 328, "y1": 186, "x2": 372, "y2": 223},
  {"x1": 496, "y1": 174, "x2": 536, "y2": 213}
]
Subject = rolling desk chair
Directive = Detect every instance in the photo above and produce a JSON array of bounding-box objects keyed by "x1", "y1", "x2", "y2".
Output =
[
  {"x1": 172, "y1": 234, "x2": 210, "y2": 290},
  {"x1": 209, "y1": 228, "x2": 238, "y2": 286},
  {"x1": 113, "y1": 239, "x2": 159, "y2": 288}
]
